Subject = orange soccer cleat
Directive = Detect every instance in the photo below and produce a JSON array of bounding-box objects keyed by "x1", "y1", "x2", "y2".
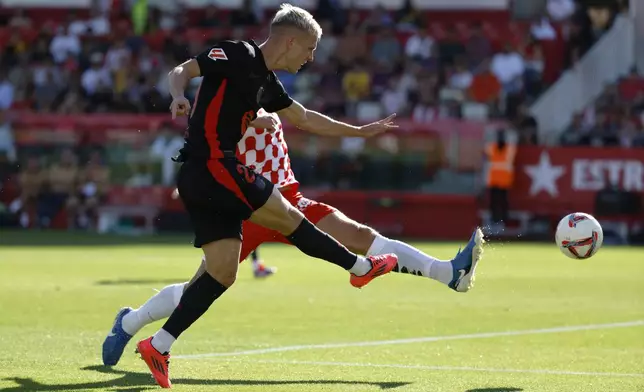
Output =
[
  {"x1": 349, "y1": 254, "x2": 398, "y2": 288},
  {"x1": 135, "y1": 337, "x2": 172, "y2": 388}
]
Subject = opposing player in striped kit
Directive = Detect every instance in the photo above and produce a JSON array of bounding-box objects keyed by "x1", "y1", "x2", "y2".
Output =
[{"x1": 102, "y1": 108, "x2": 485, "y2": 367}]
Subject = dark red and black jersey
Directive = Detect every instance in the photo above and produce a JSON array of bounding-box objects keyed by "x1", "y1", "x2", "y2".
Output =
[{"x1": 183, "y1": 40, "x2": 293, "y2": 160}]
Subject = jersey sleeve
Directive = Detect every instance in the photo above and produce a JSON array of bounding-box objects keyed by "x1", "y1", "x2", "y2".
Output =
[
  {"x1": 194, "y1": 41, "x2": 246, "y2": 77},
  {"x1": 260, "y1": 72, "x2": 294, "y2": 113}
]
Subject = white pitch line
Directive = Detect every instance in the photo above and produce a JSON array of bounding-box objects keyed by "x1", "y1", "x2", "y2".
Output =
[
  {"x1": 217, "y1": 358, "x2": 644, "y2": 379},
  {"x1": 175, "y1": 320, "x2": 644, "y2": 359}
]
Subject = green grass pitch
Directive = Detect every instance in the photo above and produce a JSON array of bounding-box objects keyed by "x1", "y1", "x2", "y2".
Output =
[{"x1": 1, "y1": 232, "x2": 643, "y2": 392}]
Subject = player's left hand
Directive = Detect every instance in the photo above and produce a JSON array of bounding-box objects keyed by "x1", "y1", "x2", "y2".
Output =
[
  {"x1": 250, "y1": 114, "x2": 279, "y2": 133},
  {"x1": 358, "y1": 114, "x2": 398, "y2": 137}
]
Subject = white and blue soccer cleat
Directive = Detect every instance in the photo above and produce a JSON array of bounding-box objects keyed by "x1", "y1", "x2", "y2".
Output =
[
  {"x1": 448, "y1": 228, "x2": 485, "y2": 292},
  {"x1": 102, "y1": 307, "x2": 133, "y2": 366}
]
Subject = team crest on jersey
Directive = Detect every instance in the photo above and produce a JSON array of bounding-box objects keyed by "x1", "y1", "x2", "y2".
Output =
[{"x1": 208, "y1": 48, "x2": 228, "y2": 61}]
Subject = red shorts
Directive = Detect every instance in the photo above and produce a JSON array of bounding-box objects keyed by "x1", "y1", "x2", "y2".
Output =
[{"x1": 239, "y1": 185, "x2": 337, "y2": 261}]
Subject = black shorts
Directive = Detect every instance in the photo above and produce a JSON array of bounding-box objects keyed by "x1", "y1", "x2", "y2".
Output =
[{"x1": 176, "y1": 157, "x2": 274, "y2": 247}]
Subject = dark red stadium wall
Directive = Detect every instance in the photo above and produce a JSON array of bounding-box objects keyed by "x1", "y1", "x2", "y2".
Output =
[{"x1": 282, "y1": 191, "x2": 479, "y2": 240}]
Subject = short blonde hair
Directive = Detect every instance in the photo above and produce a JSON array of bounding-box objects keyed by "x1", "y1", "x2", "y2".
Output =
[{"x1": 270, "y1": 3, "x2": 322, "y2": 40}]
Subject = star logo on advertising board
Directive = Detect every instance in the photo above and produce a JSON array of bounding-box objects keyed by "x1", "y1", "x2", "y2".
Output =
[{"x1": 524, "y1": 151, "x2": 566, "y2": 197}]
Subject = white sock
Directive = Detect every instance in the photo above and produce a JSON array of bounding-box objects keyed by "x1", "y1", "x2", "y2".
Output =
[
  {"x1": 367, "y1": 235, "x2": 453, "y2": 285},
  {"x1": 348, "y1": 256, "x2": 372, "y2": 276},
  {"x1": 121, "y1": 283, "x2": 185, "y2": 336},
  {"x1": 151, "y1": 328, "x2": 176, "y2": 354}
]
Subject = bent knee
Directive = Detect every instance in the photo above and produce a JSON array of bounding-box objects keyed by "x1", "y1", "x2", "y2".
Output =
[
  {"x1": 272, "y1": 205, "x2": 305, "y2": 235},
  {"x1": 346, "y1": 225, "x2": 378, "y2": 254}
]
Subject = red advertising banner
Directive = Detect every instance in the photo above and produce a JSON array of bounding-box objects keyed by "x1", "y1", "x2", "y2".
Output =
[{"x1": 511, "y1": 146, "x2": 644, "y2": 215}]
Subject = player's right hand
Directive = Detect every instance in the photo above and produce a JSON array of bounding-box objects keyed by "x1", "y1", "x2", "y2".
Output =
[
  {"x1": 170, "y1": 96, "x2": 191, "y2": 119},
  {"x1": 358, "y1": 114, "x2": 398, "y2": 137}
]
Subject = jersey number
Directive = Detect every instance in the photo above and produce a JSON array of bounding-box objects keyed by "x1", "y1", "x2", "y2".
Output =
[{"x1": 237, "y1": 164, "x2": 256, "y2": 183}]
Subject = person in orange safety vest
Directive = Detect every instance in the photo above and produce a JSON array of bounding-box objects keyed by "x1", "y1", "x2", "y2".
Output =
[{"x1": 484, "y1": 129, "x2": 516, "y2": 225}]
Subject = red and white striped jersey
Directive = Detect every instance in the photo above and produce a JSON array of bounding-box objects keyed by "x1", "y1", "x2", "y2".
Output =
[{"x1": 237, "y1": 109, "x2": 298, "y2": 188}]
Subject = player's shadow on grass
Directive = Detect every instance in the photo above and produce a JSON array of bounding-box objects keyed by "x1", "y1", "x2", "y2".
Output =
[
  {"x1": 466, "y1": 388, "x2": 523, "y2": 392},
  {"x1": 95, "y1": 278, "x2": 183, "y2": 286},
  {"x1": 1, "y1": 365, "x2": 412, "y2": 391}
]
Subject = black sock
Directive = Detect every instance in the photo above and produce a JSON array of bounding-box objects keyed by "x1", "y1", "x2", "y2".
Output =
[
  {"x1": 251, "y1": 249, "x2": 259, "y2": 262},
  {"x1": 162, "y1": 272, "x2": 228, "y2": 339},
  {"x1": 286, "y1": 219, "x2": 358, "y2": 270}
]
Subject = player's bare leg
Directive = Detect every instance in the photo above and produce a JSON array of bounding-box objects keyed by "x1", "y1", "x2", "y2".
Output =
[
  {"x1": 134, "y1": 239, "x2": 241, "y2": 388},
  {"x1": 250, "y1": 186, "x2": 398, "y2": 288},
  {"x1": 316, "y1": 211, "x2": 484, "y2": 292}
]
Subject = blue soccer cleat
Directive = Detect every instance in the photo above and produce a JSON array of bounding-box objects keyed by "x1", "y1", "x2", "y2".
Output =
[
  {"x1": 102, "y1": 307, "x2": 133, "y2": 366},
  {"x1": 448, "y1": 228, "x2": 485, "y2": 292}
]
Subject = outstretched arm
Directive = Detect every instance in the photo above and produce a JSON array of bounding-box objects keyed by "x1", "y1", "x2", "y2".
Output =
[
  {"x1": 168, "y1": 59, "x2": 201, "y2": 101},
  {"x1": 278, "y1": 100, "x2": 397, "y2": 138}
]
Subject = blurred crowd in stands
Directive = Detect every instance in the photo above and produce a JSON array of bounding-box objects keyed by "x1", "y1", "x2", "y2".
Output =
[{"x1": 0, "y1": 0, "x2": 638, "y2": 230}]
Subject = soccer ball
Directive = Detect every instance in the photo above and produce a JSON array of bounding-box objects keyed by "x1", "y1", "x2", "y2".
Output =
[{"x1": 555, "y1": 213, "x2": 603, "y2": 259}]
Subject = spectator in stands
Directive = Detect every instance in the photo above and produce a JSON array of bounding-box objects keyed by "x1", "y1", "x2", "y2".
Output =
[
  {"x1": 468, "y1": 59, "x2": 502, "y2": 105},
  {"x1": 0, "y1": 152, "x2": 14, "y2": 198},
  {"x1": 198, "y1": 4, "x2": 223, "y2": 28},
  {"x1": 396, "y1": 0, "x2": 423, "y2": 32},
  {"x1": 361, "y1": 5, "x2": 394, "y2": 33},
  {"x1": 49, "y1": 25, "x2": 81, "y2": 64},
  {"x1": 316, "y1": 0, "x2": 346, "y2": 33},
  {"x1": 31, "y1": 35, "x2": 52, "y2": 64},
  {"x1": 0, "y1": 111, "x2": 16, "y2": 163},
  {"x1": 57, "y1": 75, "x2": 87, "y2": 114},
  {"x1": 560, "y1": 113, "x2": 590, "y2": 145},
  {"x1": 7, "y1": 54, "x2": 30, "y2": 103},
  {"x1": 586, "y1": 1, "x2": 615, "y2": 39},
  {"x1": 530, "y1": 15, "x2": 557, "y2": 41},
  {"x1": 230, "y1": 0, "x2": 260, "y2": 26},
  {"x1": 77, "y1": 150, "x2": 110, "y2": 229},
  {"x1": 618, "y1": 120, "x2": 640, "y2": 148},
  {"x1": 438, "y1": 27, "x2": 466, "y2": 67},
  {"x1": 2, "y1": 32, "x2": 28, "y2": 68},
  {"x1": 8, "y1": 8, "x2": 32, "y2": 28},
  {"x1": 515, "y1": 103, "x2": 539, "y2": 145},
  {"x1": 12, "y1": 157, "x2": 43, "y2": 228},
  {"x1": 405, "y1": 25, "x2": 434, "y2": 62},
  {"x1": 0, "y1": 70, "x2": 14, "y2": 110},
  {"x1": 126, "y1": 162, "x2": 154, "y2": 187},
  {"x1": 413, "y1": 94, "x2": 446, "y2": 123},
  {"x1": 81, "y1": 53, "x2": 113, "y2": 112},
  {"x1": 334, "y1": 24, "x2": 368, "y2": 69},
  {"x1": 105, "y1": 40, "x2": 132, "y2": 73},
  {"x1": 342, "y1": 61, "x2": 372, "y2": 117},
  {"x1": 371, "y1": 27, "x2": 403, "y2": 67},
  {"x1": 33, "y1": 67, "x2": 63, "y2": 112},
  {"x1": 380, "y1": 76, "x2": 409, "y2": 116},
  {"x1": 68, "y1": 11, "x2": 90, "y2": 36},
  {"x1": 490, "y1": 43, "x2": 525, "y2": 94},
  {"x1": 565, "y1": 6, "x2": 595, "y2": 67},
  {"x1": 39, "y1": 149, "x2": 79, "y2": 228},
  {"x1": 465, "y1": 23, "x2": 492, "y2": 69},
  {"x1": 547, "y1": 0, "x2": 576, "y2": 21},
  {"x1": 523, "y1": 37, "x2": 545, "y2": 98},
  {"x1": 313, "y1": 20, "x2": 338, "y2": 65},
  {"x1": 448, "y1": 58, "x2": 474, "y2": 91},
  {"x1": 150, "y1": 122, "x2": 184, "y2": 186}
]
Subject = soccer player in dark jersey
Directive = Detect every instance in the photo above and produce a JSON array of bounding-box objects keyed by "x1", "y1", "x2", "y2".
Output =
[{"x1": 129, "y1": 4, "x2": 405, "y2": 388}]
